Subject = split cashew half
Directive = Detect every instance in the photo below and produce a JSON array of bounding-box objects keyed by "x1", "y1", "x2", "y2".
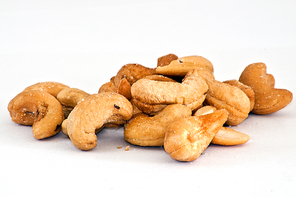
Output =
[
  {"x1": 8, "y1": 90, "x2": 64, "y2": 139},
  {"x1": 67, "y1": 92, "x2": 133, "y2": 150}
]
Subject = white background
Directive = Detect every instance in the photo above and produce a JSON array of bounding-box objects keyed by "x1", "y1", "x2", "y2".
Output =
[{"x1": 1, "y1": 0, "x2": 296, "y2": 196}]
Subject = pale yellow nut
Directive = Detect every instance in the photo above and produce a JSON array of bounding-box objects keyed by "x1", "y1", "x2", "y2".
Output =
[
  {"x1": 211, "y1": 127, "x2": 250, "y2": 146},
  {"x1": 156, "y1": 55, "x2": 214, "y2": 76}
]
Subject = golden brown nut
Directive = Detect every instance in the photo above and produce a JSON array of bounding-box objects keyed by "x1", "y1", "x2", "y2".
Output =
[
  {"x1": 67, "y1": 92, "x2": 133, "y2": 150},
  {"x1": 131, "y1": 98, "x2": 167, "y2": 116},
  {"x1": 57, "y1": 88, "x2": 90, "y2": 108},
  {"x1": 99, "y1": 78, "x2": 132, "y2": 100},
  {"x1": 211, "y1": 127, "x2": 250, "y2": 146},
  {"x1": 23, "y1": 82, "x2": 69, "y2": 98},
  {"x1": 111, "y1": 63, "x2": 156, "y2": 87},
  {"x1": 223, "y1": 79, "x2": 255, "y2": 112},
  {"x1": 8, "y1": 90, "x2": 64, "y2": 139},
  {"x1": 131, "y1": 69, "x2": 208, "y2": 107},
  {"x1": 194, "y1": 106, "x2": 250, "y2": 146},
  {"x1": 239, "y1": 63, "x2": 293, "y2": 114},
  {"x1": 124, "y1": 104, "x2": 192, "y2": 146},
  {"x1": 156, "y1": 55, "x2": 214, "y2": 76},
  {"x1": 157, "y1": 53, "x2": 178, "y2": 67},
  {"x1": 164, "y1": 109, "x2": 228, "y2": 162},
  {"x1": 204, "y1": 78, "x2": 250, "y2": 126}
]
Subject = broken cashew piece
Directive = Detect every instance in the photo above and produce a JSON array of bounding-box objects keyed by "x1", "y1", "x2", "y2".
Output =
[
  {"x1": 67, "y1": 92, "x2": 133, "y2": 150},
  {"x1": 8, "y1": 90, "x2": 64, "y2": 139},
  {"x1": 239, "y1": 62, "x2": 293, "y2": 114},
  {"x1": 164, "y1": 109, "x2": 228, "y2": 162},
  {"x1": 156, "y1": 55, "x2": 214, "y2": 76},
  {"x1": 194, "y1": 106, "x2": 250, "y2": 146},
  {"x1": 124, "y1": 104, "x2": 192, "y2": 146}
]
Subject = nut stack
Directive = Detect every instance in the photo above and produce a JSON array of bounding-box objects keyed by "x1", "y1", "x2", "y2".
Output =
[{"x1": 8, "y1": 53, "x2": 293, "y2": 162}]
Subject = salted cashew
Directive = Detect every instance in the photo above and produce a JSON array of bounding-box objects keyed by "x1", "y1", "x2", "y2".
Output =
[
  {"x1": 23, "y1": 81, "x2": 69, "y2": 98},
  {"x1": 111, "y1": 63, "x2": 156, "y2": 87},
  {"x1": 223, "y1": 79, "x2": 255, "y2": 112},
  {"x1": 57, "y1": 88, "x2": 90, "y2": 108},
  {"x1": 99, "y1": 78, "x2": 132, "y2": 100},
  {"x1": 164, "y1": 109, "x2": 228, "y2": 162},
  {"x1": 202, "y1": 74, "x2": 250, "y2": 126},
  {"x1": 157, "y1": 53, "x2": 178, "y2": 67},
  {"x1": 124, "y1": 104, "x2": 192, "y2": 146},
  {"x1": 8, "y1": 90, "x2": 64, "y2": 139},
  {"x1": 239, "y1": 62, "x2": 293, "y2": 114},
  {"x1": 211, "y1": 127, "x2": 250, "y2": 146},
  {"x1": 67, "y1": 92, "x2": 133, "y2": 150},
  {"x1": 131, "y1": 69, "x2": 208, "y2": 109},
  {"x1": 194, "y1": 106, "x2": 250, "y2": 146},
  {"x1": 156, "y1": 55, "x2": 214, "y2": 76}
]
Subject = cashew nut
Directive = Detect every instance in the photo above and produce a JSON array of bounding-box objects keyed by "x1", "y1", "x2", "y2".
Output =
[
  {"x1": 239, "y1": 62, "x2": 293, "y2": 114},
  {"x1": 157, "y1": 53, "x2": 178, "y2": 67},
  {"x1": 8, "y1": 90, "x2": 64, "y2": 139},
  {"x1": 67, "y1": 92, "x2": 133, "y2": 150},
  {"x1": 194, "y1": 106, "x2": 250, "y2": 146},
  {"x1": 23, "y1": 81, "x2": 69, "y2": 98},
  {"x1": 131, "y1": 69, "x2": 208, "y2": 108},
  {"x1": 156, "y1": 55, "x2": 214, "y2": 76},
  {"x1": 164, "y1": 109, "x2": 228, "y2": 162},
  {"x1": 124, "y1": 104, "x2": 192, "y2": 146}
]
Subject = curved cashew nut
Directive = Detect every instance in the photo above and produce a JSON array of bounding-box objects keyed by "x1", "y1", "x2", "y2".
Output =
[
  {"x1": 8, "y1": 90, "x2": 64, "y2": 139},
  {"x1": 124, "y1": 104, "x2": 192, "y2": 146},
  {"x1": 131, "y1": 69, "x2": 208, "y2": 106},
  {"x1": 67, "y1": 92, "x2": 133, "y2": 150},
  {"x1": 164, "y1": 109, "x2": 228, "y2": 162},
  {"x1": 23, "y1": 82, "x2": 69, "y2": 98},
  {"x1": 156, "y1": 55, "x2": 214, "y2": 76},
  {"x1": 239, "y1": 62, "x2": 293, "y2": 114},
  {"x1": 57, "y1": 88, "x2": 90, "y2": 108}
]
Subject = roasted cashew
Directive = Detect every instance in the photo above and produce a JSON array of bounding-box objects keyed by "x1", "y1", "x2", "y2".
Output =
[
  {"x1": 57, "y1": 88, "x2": 90, "y2": 108},
  {"x1": 8, "y1": 90, "x2": 64, "y2": 139},
  {"x1": 223, "y1": 79, "x2": 255, "y2": 112},
  {"x1": 23, "y1": 82, "x2": 69, "y2": 98},
  {"x1": 239, "y1": 62, "x2": 293, "y2": 114},
  {"x1": 67, "y1": 92, "x2": 133, "y2": 150},
  {"x1": 157, "y1": 53, "x2": 178, "y2": 67},
  {"x1": 164, "y1": 109, "x2": 228, "y2": 162},
  {"x1": 111, "y1": 63, "x2": 156, "y2": 86},
  {"x1": 124, "y1": 104, "x2": 192, "y2": 146},
  {"x1": 99, "y1": 78, "x2": 132, "y2": 100},
  {"x1": 194, "y1": 106, "x2": 250, "y2": 146},
  {"x1": 201, "y1": 72, "x2": 250, "y2": 126},
  {"x1": 156, "y1": 55, "x2": 214, "y2": 76},
  {"x1": 131, "y1": 69, "x2": 208, "y2": 108}
]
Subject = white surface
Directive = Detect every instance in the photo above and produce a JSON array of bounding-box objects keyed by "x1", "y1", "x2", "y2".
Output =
[{"x1": 1, "y1": 0, "x2": 296, "y2": 196}]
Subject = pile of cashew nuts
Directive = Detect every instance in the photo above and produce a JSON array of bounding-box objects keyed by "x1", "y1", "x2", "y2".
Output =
[{"x1": 8, "y1": 54, "x2": 293, "y2": 162}]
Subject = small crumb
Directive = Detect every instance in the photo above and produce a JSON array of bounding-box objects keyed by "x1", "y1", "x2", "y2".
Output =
[
  {"x1": 125, "y1": 146, "x2": 130, "y2": 151},
  {"x1": 117, "y1": 146, "x2": 123, "y2": 149}
]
